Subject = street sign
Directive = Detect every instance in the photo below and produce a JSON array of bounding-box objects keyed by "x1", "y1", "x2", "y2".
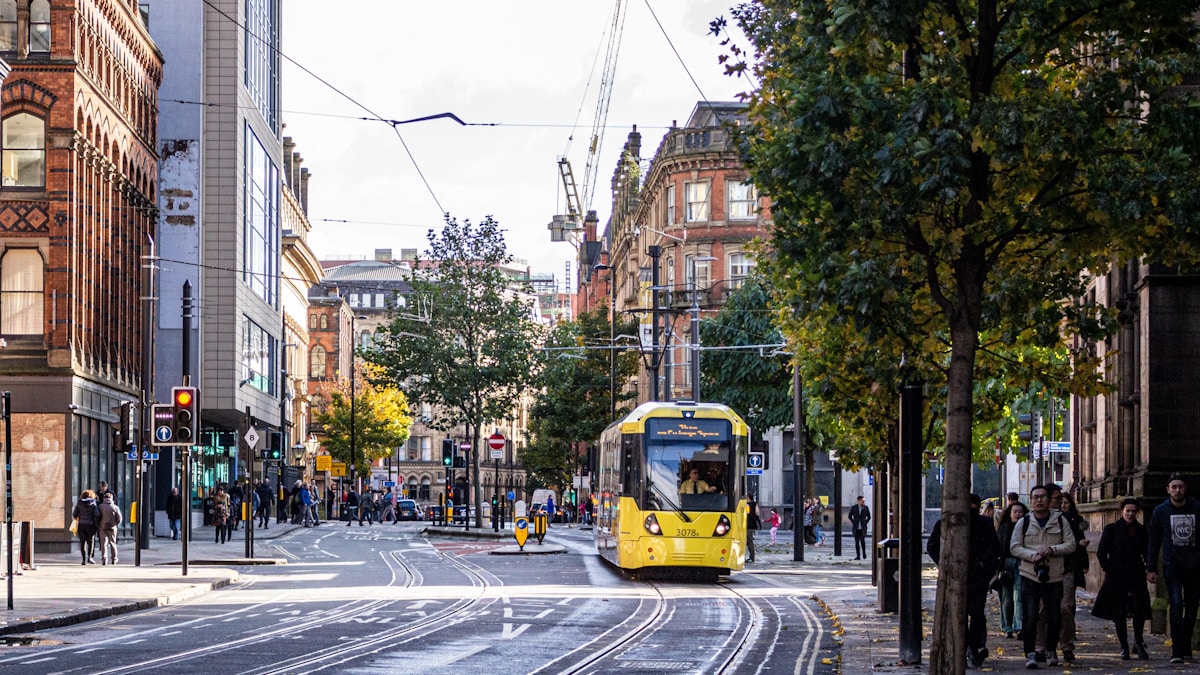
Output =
[
  {"x1": 746, "y1": 468, "x2": 763, "y2": 476},
  {"x1": 126, "y1": 447, "x2": 160, "y2": 461},
  {"x1": 150, "y1": 404, "x2": 175, "y2": 447},
  {"x1": 747, "y1": 452, "x2": 764, "y2": 470},
  {"x1": 244, "y1": 427, "x2": 261, "y2": 450},
  {"x1": 330, "y1": 461, "x2": 347, "y2": 477},
  {"x1": 315, "y1": 455, "x2": 331, "y2": 472},
  {"x1": 383, "y1": 480, "x2": 395, "y2": 487},
  {"x1": 459, "y1": 442, "x2": 471, "y2": 451},
  {"x1": 1046, "y1": 441, "x2": 1071, "y2": 453},
  {"x1": 514, "y1": 516, "x2": 529, "y2": 550},
  {"x1": 488, "y1": 433, "x2": 505, "y2": 451}
]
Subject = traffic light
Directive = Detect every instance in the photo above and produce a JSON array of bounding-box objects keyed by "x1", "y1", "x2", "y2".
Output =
[
  {"x1": 172, "y1": 386, "x2": 199, "y2": 445},
  {"x1": 442, "y1": 439, "x2": 454, "y2": 466},
  {"x1": 111, "y1": 400, "x2": 135, "y2": 450},
  {"x1": 261, "y1": 431, "x2": 283, "y2": 461},
  {"x1": 1018, "y1": 411, "x2": 1043, "y2": 458}
]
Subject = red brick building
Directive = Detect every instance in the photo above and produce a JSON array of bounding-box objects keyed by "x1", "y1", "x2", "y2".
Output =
[{"x1": 0, "y1": 1, "x2": 161, "y2": 551}]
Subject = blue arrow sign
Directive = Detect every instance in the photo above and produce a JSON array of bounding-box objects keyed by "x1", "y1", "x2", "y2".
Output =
[
  {"x1": 154, "y1": 426, "x2": 173, "y2": 443},
  {"x1": 748, "y1": 452, "x2": 764, "y2": 468}
]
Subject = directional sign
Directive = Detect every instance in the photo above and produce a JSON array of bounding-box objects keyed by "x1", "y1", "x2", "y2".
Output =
[
  {"x1": 383, "y1": 481, "x2": 395, "y2": 487},
  {"x1": 150, "y1": 404, "x2": 175, "y2": 447},
  {"x1": 488, "y1": 433, "x2": 506, "y2": 451},
  {"x1": 1046, "y1": 441, "x2": 1071, "y2": 453},
  {"x1": 747, "y1": 452, "x2": 764, "y2": 469},
  {"x1": 514, "y1": 516, "x2": 529, "y2": 549},
  {"x1": 315, "y1": 455, "x2": 331, "y2": 472},
  {"x1": 330, "y1": 461, "x2": 347, "y2": 477}
]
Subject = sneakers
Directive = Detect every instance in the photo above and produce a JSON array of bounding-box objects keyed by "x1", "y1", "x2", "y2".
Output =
[
  {"x1": 1025, "y1": 653, "x2": 1038, "y2": 669},
  {"x1": 1171, "y1": 656, "x2": 1185, "y2": 664},
  {"x1": 1035, "y1": 651, "x2": 1047, "y2": 663},
  {"x1": 1046, "y1": 651, "x2": 1059, "y2": 667}
]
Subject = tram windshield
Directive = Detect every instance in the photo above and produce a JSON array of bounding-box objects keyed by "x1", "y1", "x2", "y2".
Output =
[{"x1": 644, "y1": 418, "x2": 734, "y2": 512}]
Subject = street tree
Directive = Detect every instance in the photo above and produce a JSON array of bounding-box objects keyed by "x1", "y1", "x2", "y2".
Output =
[
  {"x1": 367, "y1": 215, "x2": 542, "y2": 528},
  {"x1": 724, "y1": 2, "x2": 1200, "y2": 672},
  {"x1": 314, "y1": 365, "x2": 412, "y2": 480},
  {"x1": 527, "y1": 308, "x2": 639, "y2": 493}
]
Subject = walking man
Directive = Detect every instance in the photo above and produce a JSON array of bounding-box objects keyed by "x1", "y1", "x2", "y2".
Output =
[
  {"x1": 165, "y1": 487, "x2": 182, "y2": 541},
  {"x1": 848, "y1": 495, "x2": 871, "y2": 560},
  {"x1": 928, "y1": 493, "x2": 999, "y2": 667},
  {"x1": 1011, "y1": 484, "x2": 1076, "y2": 668},
  {"x1": 1147, "y1": 474, "x2": 1200, "y2": 664},
  {"x1": 746, "y1": 495, "x2": 761, "y2": 563}
]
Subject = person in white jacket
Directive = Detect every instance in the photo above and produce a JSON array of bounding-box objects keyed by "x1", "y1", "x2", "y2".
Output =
[{"x1": 1010, "y1": 484, "x2": 1076, "y2": 669}]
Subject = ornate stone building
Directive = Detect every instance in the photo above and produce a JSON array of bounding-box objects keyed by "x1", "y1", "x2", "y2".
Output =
[{"x1": 0, "y1": 1, "x2": 162, "y2": 551}]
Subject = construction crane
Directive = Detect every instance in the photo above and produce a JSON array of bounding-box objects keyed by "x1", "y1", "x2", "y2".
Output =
[{"x1": 549, "y1": 0, "x2": 627, "y2": 245}]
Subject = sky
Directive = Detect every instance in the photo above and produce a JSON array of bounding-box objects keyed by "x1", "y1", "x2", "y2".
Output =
[{"x1": 280, "y1": 1, "x2": 749, "y2": 291}]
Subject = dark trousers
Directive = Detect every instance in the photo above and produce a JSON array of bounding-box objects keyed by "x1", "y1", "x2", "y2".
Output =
[
  {"x1": 1165, "y1": 564, "x2": 1200, "y2": 659},
  {"x1": 1021, "y1": 578, "x2": 1063, "y2": 657},
  {"x1": 853, "y1": 530, "x2": 868, "y2": 559},
  {"x1": 967, "y1": 586, "x2": 988, "y2": 654}
]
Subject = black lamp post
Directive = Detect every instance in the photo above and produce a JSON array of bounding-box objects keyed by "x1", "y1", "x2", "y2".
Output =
[
  {"x1": 348, "y1": 314, "x2": 367, "y2": 492},
  {"x1": 592, "y1": 263, "x2": 617, "y2": 421}
]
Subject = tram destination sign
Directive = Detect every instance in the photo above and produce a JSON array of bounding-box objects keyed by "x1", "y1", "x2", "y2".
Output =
[{"x1": 646, "y1": 418, "x2": 730, "y2": 441}]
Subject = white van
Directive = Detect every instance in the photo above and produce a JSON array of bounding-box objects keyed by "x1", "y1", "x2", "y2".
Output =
[{"x1": 530, "y1": 489, "x2": 558, "y2": 518}]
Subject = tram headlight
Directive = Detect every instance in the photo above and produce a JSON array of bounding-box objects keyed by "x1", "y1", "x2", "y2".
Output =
[
  {"x1": 643, "y1": 513, "x2": 662, "y2": 536},
  {"x1": 712, "y1": 515, "x2": 732, "y2": 537}
]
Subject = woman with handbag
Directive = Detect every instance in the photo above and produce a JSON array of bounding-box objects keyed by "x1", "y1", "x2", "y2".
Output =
[
  {"x1": 71, "y1": 489, "x2": 101, "y2": 565},
  {"x1": 995, "y1": 501, "x2": 1026, "y2": 639},
  {"x1": 1092, "y1": 497, "x2": 1152, "y2": 660}
]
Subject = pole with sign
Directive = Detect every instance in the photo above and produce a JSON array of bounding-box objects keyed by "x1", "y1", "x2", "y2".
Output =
[{"x1": 489, "y1": 433, "x2": 505, "y2": 532}]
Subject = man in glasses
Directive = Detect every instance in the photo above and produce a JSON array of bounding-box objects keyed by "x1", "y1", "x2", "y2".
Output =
[{"x1": 1011, "y1": 484, "x2": 1076, "y2": 669}]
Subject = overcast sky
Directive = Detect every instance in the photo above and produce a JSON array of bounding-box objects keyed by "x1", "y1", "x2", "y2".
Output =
[{"x1": 280, "y1": 1, "x2": 749, "y2": 291}]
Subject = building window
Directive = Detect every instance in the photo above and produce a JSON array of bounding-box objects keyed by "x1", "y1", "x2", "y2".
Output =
[
  {"x1": 666, "y1": 184, "x2": 676, "y2": 225},
  {"x1": 308, "y1": 313, "x2": 317, "y2": 329},
  {"x1": 244, "y1": 0, "x2": 278, "y2": 128},
  {"x1": 728, "y1": 252, "x2": 755, "y2": 289},
  {"x1": 407, "y1": 437, "x2": 420, "y2": 461},
  {"x1": 1, "y1": 248, "x2": 43, "y2": 334},
  {"x1": 2, "y1": 113, "x2": 45, "y2": 187},
  {"x1": 309, "y1": 345, "x2": 326, "y2": 379},
  {"x1": 29, "y1": 0, "x2": 49, "y2": 52},
  {"x1": 241, "y1": 318, "x2": 277, "y2": 394},
  {"x1": 319, "y1": 314, "x2": 328, "y2": 330},
  {"x1": 243, "y1": 127, "x2": 279, "y2": 304},
  {"x1": 686, "y1": 254, "x2": 711, "y2": 290},
  {"x1": 0, "y1": 0, "x2": 14, "y2": 51},
  {"x1": 685, "y1": 182, "x2": 709, "y2": 222},
  {"x1": 728, "y1": 181, "x2": 757, "y2": 220},
  {"x1": 418, "y1": 479, "x2": 431, "y2": 501}
]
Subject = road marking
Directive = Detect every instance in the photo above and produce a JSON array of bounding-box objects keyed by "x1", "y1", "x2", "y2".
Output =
[
  {"x1": 501, "y1": 623, "x2": 531, "y2": 639},
  {"x1": 19, "y1": 658, "x2": 55, "y2": 664}
]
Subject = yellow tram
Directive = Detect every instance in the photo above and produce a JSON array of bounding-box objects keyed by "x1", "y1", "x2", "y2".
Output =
[{"x1": 594, "y1": 401, "x2": 750, "y2": 579}]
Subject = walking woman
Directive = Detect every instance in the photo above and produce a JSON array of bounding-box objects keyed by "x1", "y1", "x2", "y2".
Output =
[
  {"x1": 996, "y1": 501, "x2": 1026, "y2": 638},
  {"x1": 212, "y1": 487, "x2": 230, "y2": 544},
  {"x1": 72, "y1": 489, "x2": 100, "y2": 565},
  {"x1": 1092, "y1": 497, "x2": 1151, "y2": 660},
  {"x1": 768, "y1": 508, "x2": 782, "y2": 545}
]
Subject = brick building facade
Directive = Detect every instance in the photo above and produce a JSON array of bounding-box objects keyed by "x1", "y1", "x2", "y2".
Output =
[{"x1": 0, "y1": 1, "x2": 161, "y2": 551}]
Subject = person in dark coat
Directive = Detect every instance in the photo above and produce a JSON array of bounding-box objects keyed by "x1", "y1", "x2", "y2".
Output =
[
  {"x1": 72, "y1": 490, "x2": 101, "y2": 565},
  {"x1": 746, "y1": 495, "x2": 761, "y2": 563},
  {"x1": 1093, "y1": 497, "x2": 1152, "y2": 660},
  {"x1": 928, "y1": 493, "x2": 1000, "y2": 668},
  {"x1": 848, "y1": 495, "x2": 871, "y2": 560},
  {"x1": 165, "y1": 487, "x2": 183, "y2": 540}
]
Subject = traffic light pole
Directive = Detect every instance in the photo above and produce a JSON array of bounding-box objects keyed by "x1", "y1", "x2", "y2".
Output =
[
  {"x1": 181, "y1": 281, "x2": 193, "y2": 577},
  {"x1": 244, "y1": 407, "x2": 254, "y2": 560}
]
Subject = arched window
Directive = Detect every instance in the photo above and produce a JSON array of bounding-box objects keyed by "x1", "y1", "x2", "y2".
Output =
[
  {"x1": 309, "y1": 345, "x2": 326, "y2": 379},
  {"x1": 1, "y1": 248, "x2": 43, "y2": 334},
  {"x1": 29, "y1": 0, "x2": 49, "y2": 52},
  {"x1": 0, "y1": 0, "x2": 15, "y2": 51},
  {"x1": 308, "y1": 313, "x2": 317, "y2": 329},
  {"x1": 319, "y1": 314, "x2": 328, "y2": 329},
  {"x1": 2, "y1": 113, "x2": 46, "y2": 187}
]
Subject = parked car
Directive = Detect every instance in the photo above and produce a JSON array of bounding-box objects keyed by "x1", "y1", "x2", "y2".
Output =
[
  {"x1": 424, "y1": 505, "x2": 444, "y2": 522},
  {"x1": 397, "y1": 499, "x2": 420, "y2": 521}
]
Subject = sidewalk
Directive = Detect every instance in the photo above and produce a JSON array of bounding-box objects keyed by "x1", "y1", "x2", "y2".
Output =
[
  {"x1": 0, "y1": 520, "x2": 303, "y2": 636},
  {"x1": 753, "y1": 529, "x2": 1175, "y2": 673}
]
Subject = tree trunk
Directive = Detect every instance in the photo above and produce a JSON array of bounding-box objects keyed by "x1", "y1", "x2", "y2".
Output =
[{"x1": 928, "y1": 320, "x2": 980, "y2": 675}]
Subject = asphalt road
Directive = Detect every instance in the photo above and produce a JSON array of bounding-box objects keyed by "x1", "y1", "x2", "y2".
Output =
[{"x1": 0, "y1": 523, "x2": 839, "y2": 674}]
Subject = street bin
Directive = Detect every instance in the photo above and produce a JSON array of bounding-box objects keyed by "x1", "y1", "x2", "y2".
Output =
[
  {"x1": 202, "y1": 497, "x2": 215, "y2": 526},
  {"x1": 877, "y1": 537, "x2": 899, "y2": 613}
]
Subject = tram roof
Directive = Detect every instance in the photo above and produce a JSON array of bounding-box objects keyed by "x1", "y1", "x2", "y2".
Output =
[{"x1": 617, "y1": 400, "x2": 749, "y2": 435}]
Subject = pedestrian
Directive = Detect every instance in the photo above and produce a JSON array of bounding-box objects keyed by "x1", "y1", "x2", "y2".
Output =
[
  {"x1": 1010, "y1": 483, "x2": 1076, "y2": 669},
  {"x1": 811, "y1": 499, "x2": 826, "y2": 546},
  {"x1": 228, "y1": 483, "x2": 243, "y2": 531},
  {"x1": 849, "y1": 496, "x2": 871, "y2": 560},
  {"x1": 363, "y1": 489, "x2": 376, "y2": 525},
  {"x1": 768, "y1": 508, "x2": 781, "y2": 544},
  {"x1": 212, "y1": 487, "x2": 230, "y2": 544},
  {"x1": 300, "y1": 482, "x2": 315, "y2": 527},
  {"x1": 308, "y1": 483, "x2": 322, "y2": 525},
  {"x1": 546, "y1": 495, "x2": 556, "y2": 527},
  {"x1": 996, "y1": 501, "x2": 1027, "y2": 639},
  {"x1": 97, "y1": 492, "x2": 122, "y2": 565},
  {"x1": 1053, "y1": 490, "x2": 1089, "y2": 664},
  {"x1": 255, "y1": 480, "x2": 272, "y2": 528},
  {"x1": 95, "y1": 480, "x2": 115, "y2": 504},
  {"x1": 746, "y1": 495, "x2": 761, "y2": 563},
  {"x1": 165, "y1": 486, "x2": 182, "y2": 541},
  {"x1": 346, "y1": 487, "x2": 363, "y2": 526},
  {"x1": 1147, "y1": 474, "x2": 1200, "y2": 664},
  {"x1": 1092, "y1": 497, "x2": 1151, "y2": 660},
  {"x1": 380, "y1": 487, "x2": 395, "y2": 523},
  {"x1": 72, "y1": 489, "x2": 100, "y2": 565},
  {"x1": 801, "y1": 499, "x2": 814, "y2": 545},
  {"x1": 928, "y1": 493, "x2": 999, "y2": 668},
  {"x1": 982, "y1": 499, "x2": 996, "y2": 526}
]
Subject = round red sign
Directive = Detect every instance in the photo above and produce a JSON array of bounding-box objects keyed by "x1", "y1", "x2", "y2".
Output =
[{"x1": 487, "y1": 433, "x2": 505, "y2": 451}]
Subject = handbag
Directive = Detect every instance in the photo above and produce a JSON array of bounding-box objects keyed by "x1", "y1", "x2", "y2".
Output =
[{"x1": 69, "y1": 517, "x2": 78, "y2": 535}]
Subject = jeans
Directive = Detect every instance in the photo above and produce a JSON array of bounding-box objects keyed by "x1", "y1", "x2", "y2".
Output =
[
  {"x1": 1021, "y1": 578, "x2": 1063, "y2": 657},
  {"x1": 1165, "y1": 564, "x2": 1200, "y2": 659},
  {"x1": 999, "y1": 558, "x2": 1023, "y2": 633},
  {"x1": 169, "y1": 517, "x2": 181, "y2": 540}
]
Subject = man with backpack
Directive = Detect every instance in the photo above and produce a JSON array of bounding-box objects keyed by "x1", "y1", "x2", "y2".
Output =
[{"x1": 1011, "y1": 484, "x2": 1077, "y2": 669}]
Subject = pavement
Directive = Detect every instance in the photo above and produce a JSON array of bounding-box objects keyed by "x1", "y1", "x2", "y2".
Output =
[{"x1": 0, "y1": 521, "x2": 1175, "y2": 673}]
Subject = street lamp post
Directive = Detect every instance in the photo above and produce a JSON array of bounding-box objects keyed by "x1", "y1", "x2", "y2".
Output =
[
  {"x1": 688, "y1": 257, "x2": 717, "y2": 402},
  {"x1": 593, "y1": 264, "x2": 617, "y2": 421},
  {"x1": 348, "y1": 314, "x2": 367, "y2": 493}
]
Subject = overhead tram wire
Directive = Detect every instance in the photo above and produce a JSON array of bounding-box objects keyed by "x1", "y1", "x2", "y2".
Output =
[
  {"x1": 642, "y1": 0, "x2": 724, "y2": 122},
  {"x1": 200, "y1": 0, "x2": 447, "y2": 214}
]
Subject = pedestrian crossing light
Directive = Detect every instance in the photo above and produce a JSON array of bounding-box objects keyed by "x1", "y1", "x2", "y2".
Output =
[
  {"x1": 442, "y1": 438, "x2": 454, "y2": 466},
  {"x1": 172, "y1": 386, "x2": 199, "y2": 445}
]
